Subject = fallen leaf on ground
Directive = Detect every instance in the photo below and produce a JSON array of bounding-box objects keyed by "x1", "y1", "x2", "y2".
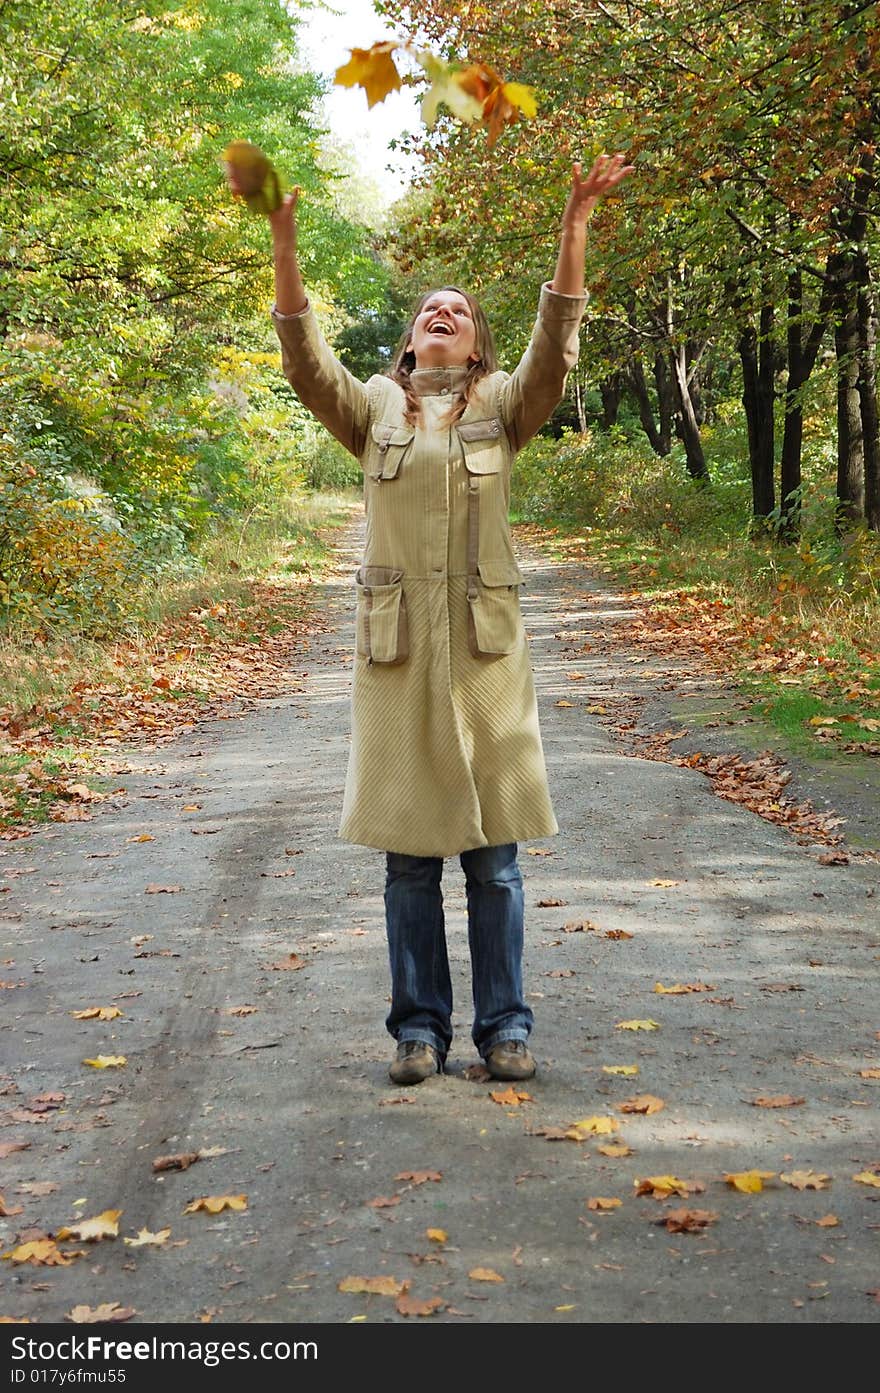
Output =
[
  {"x1": 469, "y1": 1267, "x2": 504, "y2": 1282},
  {"x1": 71, "y1": 1007, "x2": 122, "y2": 1021},
  {"x1": 587, "y1": 1197, "x2": 622, "y2": 1211},
  {"x1": 66, "y1": 1303, "x2": 135, "y2": 1324},
  {"x1": 56, "y1": 1210, "x2": 121, "y2": 1242},
  {"x1": 616, "y1": 1020, "x2": 660, "y2": 1031},
  {"x1": 618, "y1": 1094, "x2": 664, "y2": 1115},
  {"x1": 536, "y1": 898, "x2": 567, "y2": 907},
  {"x1": 525, "y1": 848, "x2": 553, "y2": 856},
  {"x1": 396, "y1": 1290, "x2": 445, "y2": 1317},
  {"x1": 853, "y1": 1171, "x2": 880, "y2": 1188},
  {"x1": 395, "y1": 1171, "x2": 442, "y2": 1185},
  {"x1": 490, "y1": 1087, "x2": 532, "y2": 1107},
  {"x1": 653, "y1": 982, "x2": 715, "y2": 995},
  {"x1": 563, "y1": 919, "x2": 599, "y2": 933},
  {"x1": 338, "y1": 1275, "x2": 405, "y2": 1296},
  {"x1": 426, "y1": 1228, "x2": 447, "y2": 1243},
  {"x1": 656, "y1": 1207, "x2": 718, "y2": 1232},
  {"x1": 602, "y1": 1065, "x2": 639, "y2": 1076},
  {"x1": 225, "y1": 1006, "x2": 257, "y2": 1017},
  {"x1": 605, "y1": 929, "x2": 634, "y2": 940},
  {"x1": 463, "y1": 1063, "x2": 491, "y2": 1082},
  {"x1": 751, "y1": 1095, "x2": 805, "y2": 1108},
  {"x1": 817, "y1": 851, "x2": 849, "y2": 866},
  {"x1": 555, "y1": 700, "x2": 575, "y2": 708},
  {"x1": 3, "y1": 1240, "x2": 86, "y2": 1266},
  {"x1": 366, "y1": 1195, "x2": 400, "y2": 1209},
  {"x1": 16, "y1": 1182, "x2": 57, "y2": 1197},
  {"x1": 649, "y1": 878, "x2": 680, "y2": 888},
  {"x1": 82, "y1": 1056, "x2": 126, "y2": 1070},
  {"x1": 124, "y1": 1228, "x2": 171, "y2": 1247},
  {"x1": 0, "y1": 1143, "x2": 30, "y2": 1159},
  {"x1": 144, "y1": 885, "x2": 182, "y2": 894},
  {"x1": 724, "y1": 1171, "x2": 776, "y2": 1193},
  {"x1": 153, "y1": 1152, "x2": 200, "y2": 1173},
  {"x1": 635, "y1": 1176, "x2": 701, "y2": 1199},
  {"x1": 780, "y1": 1171, "x2": 830, "y2": 1190},
  {"x1": 182, "y1": 804, "x2": 201, "y2": 812},
  {"x1": 815, "y1": 1214, "x2": 840, "y2": 1227},
  {"x1": 0, "y1": 1196, "x2": 23, "y2": 1216},
  {"x1": 598, "y1": 1143, "x2": 634, "y2": 1157},
  {"x1": 184, "y1": 1195, "x2": 247, "y2": 1214},
  {"x1": 265, "y1": 954, "x2": 306, "y2": 972},
  {"x1": 859, "y1": 1069, "x2": 880, "y2": 1079},
  {"x1": 567, "y1": 1116, "x2": 620, "y2": 1138}
]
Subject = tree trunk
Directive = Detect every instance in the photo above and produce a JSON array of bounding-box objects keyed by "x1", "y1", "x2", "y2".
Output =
[
  {"x1": 573, "y1": 365, "x2": 587, "y2": 433},
  {"x1": 834, "y1": 274, "x2": 865, "y2": 527},
  {"x1": 627, "y1": 356, "x2": 667, "y2": 454},
  {"x1": 653, "y1": 351, "x2": 674, "y2": 454},
  {"x1": 599, "y1": 373, "x2": 621, "y2": 428},
  {"x1": 670, "y1": 344, "x2": 709, "y2": 480},
  {"x1": 855, "y1": 249, "x2": 880, "y2": 532},
  {"x1": 737, "y1": 315, "x2": 775, "y2": 519}
]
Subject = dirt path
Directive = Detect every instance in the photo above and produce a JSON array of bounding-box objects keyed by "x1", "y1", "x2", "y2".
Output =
[{"x1": 1, "y1": 516, "x2": 878, "y2": 1326}]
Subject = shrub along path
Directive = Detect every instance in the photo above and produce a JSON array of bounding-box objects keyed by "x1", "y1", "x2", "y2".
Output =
[{"x1": 0, "y1": 515, "x2": 877, "y2": 1325}]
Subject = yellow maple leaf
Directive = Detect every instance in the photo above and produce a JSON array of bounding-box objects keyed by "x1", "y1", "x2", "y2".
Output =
[
  {"x1": 123, "y1": 1228, "x2": 171, "y2": 1248},
  {"x1": 468, "y1": 1267, "x2": 504, "y2": 1282},
  {"x1": 635, "y1": 1175, "x2": 692, "y2": 1199},
  {"x1": 853, "y1": 1171, "x2": 880, "y2": 1188},
  {"x1": 426, "y1": 1228, "x2": 448, "y2": 1244},
  {"x1": 598, "y1": 1143, "x2": 633, "y2": 1157},
  {"x1": 2, "y1": 1240, "x2": 86, "y2": 1266},
  {"x1": 71, "y1": 1007, "x2": 122, "y2": 1021},
  {"x1": 57, "y1": 1210, "x2": 122, "y2": 1242},
  {"x1": 334, "y1": 42, "x2": 401, "y2": 109},
  {"x1": 602, "y1": 1065, "x2": 639, "y2": 1075},
  {"x1": 724, "y1": 1170, "x2": 776, "y2": 1193},
  {"x1": 501, "y1": 81, "x2": 538, "y2": 118},
  {"x1": 616, "y1": 1019, "x2": 660, "y2": 1032},
  {"x1": 82, "y1": 1055, "x2": 126, "y2": 1069},
  {"x1": 567, "y1": 1116, "x2": 620, "y2": 1138},
  {"x1": 489, "y1": 1087, "x2": 532, "y2": 1106},
  {"x1": 338, "y1": 1275, "x2": 406, "y2": 1296},
  {"x1": 183, "y1": 1195, "x2": 248, "y2": 1214}
]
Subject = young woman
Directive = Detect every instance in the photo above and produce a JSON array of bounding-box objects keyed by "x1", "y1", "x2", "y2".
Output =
[{"x1": 253, "y1": 153, "x2": 632, "y2": 1085}]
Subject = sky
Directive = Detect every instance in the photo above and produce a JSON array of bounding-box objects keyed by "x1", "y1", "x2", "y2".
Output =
[{"x1": 293, "y1": 0, "x2": 422, "y2": 204}]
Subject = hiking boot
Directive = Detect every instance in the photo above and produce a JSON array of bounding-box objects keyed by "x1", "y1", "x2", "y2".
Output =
[
  {"x1": 485, "y1": 1039, "x2": 536, "y2": 1081},
  {"x1": 389, "y1": 1040, "x2": 440, "y2": 1085}
]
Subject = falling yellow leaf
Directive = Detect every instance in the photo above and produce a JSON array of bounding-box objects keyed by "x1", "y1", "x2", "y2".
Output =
[
  {"x1": 82, "y1": 1055, "x2": 126, "y2": 1069},
  {"x1": 780, "y1": 1171, "x2": 830, "y2": 1191},
  {"x1": 489, "y1": 1087, "x2": 533, "y2": 1107},
  {"x1": 602, "y1": 1065, "x2": 639, "y2": 1076},
  {"x1": 2, "y1": 1240, "x2": 86, "y2": 1266},
  {"x1": 635, "y1": 1176, "x2": 697, "y2": 1199},
  {"x1": 598, "y1": 1143, "x2": 633, "y2": 1157},
  {"x1": 619, "y1": 1094, "x2": 665, "y2": 1115},
  {"x1": 587, "y1": 1197, "x2": 622, "y2": 1211},
  {"x1": 334, "y1": 42, "x2": 401, "y2": 108},
  {"x1": 66, "y1": 1303, "x2": 135, "y2": 1324},
  {"x1": 616, "y1": 1020, "x2": 660, "y2": 1032},
  {"x1": 426, "y1": 1228, "x2": 448, "y2": 1244},
  {"x1": 71, "y1": 1007, "x2": 122, "y2": 1021},
  {"x1": 469, "y1": 1267, "x2": 504, "y2": 1282},
  {"x1": 567, "y1": 1116, "x2": 620, "y2": 1138},
  {"x1": 338, "y1": 1275, "x2": 406, "y2": 1296},
  {"x1": 124, "y1": 1228, "x2": 171, "y2": 1248},
  {"x1": 853, "y1": 1171, "x2": 880, "y2": 1188},
  {"x1": 183, "y1": 1195, "x2": 248, "y2": 1214},
  {"x1": 56, "y1": 1210, "x2": 122, "y2": 1243},
  {"x1": 724, "y1": 1171, "x2": 776, "y2": 1193}
]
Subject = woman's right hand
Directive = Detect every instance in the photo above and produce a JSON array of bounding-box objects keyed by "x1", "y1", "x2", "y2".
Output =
[{"x1": 268, "y1": 188, "x2": 299, "y2": 251}]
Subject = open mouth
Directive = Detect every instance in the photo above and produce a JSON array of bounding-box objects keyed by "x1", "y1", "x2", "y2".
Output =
[{"x1": 427, "y1": 321, "x2": 455, "y2": 335}]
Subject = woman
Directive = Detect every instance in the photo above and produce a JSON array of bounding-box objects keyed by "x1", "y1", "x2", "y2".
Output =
[{"x1": 261, "y1": 153, "x2": 633, "y2": 1085}]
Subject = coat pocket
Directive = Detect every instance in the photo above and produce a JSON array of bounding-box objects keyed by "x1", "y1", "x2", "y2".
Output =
[
  {"x1": 355, "y1": 566, "x2": 409, "y2": 664},
  {"x1": 367, "y1": 423, "x2": 415, "y2": 480},
  {"x1": 467, "y1": 559, "x2": 524, "y2": 657},
  {"x1": 456, "y1": 417, "x2": 506, "y2": 474}
]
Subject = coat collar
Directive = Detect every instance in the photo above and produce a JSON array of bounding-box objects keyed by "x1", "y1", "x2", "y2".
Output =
[{"x1": 409, "y1": 366, "x2": 469, "y2": 398}]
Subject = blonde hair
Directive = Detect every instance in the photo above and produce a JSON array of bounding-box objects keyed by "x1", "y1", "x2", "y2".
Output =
[{"x1": 389, "y1": 287, "x2": 498, "y2": 425}]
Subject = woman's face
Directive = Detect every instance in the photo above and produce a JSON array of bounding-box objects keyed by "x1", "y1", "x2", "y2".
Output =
[{"x1": 407, "y1": 289, "x2": 479, "y2": 369}]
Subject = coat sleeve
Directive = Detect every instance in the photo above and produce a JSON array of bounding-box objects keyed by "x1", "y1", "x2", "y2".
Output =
[
  {"x1": 498, "y1": 282, "x2": 588, "y2": 453},
  {"x1": 271, "y1": 301, "x2": 370, "y2": 459}
]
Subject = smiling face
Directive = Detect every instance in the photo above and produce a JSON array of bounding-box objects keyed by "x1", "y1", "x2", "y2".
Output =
[{"x1": 407, "y1": 288, "x2": 479, "y2": 369}]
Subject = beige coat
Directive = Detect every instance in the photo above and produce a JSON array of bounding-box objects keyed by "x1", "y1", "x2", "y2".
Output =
[{"x1": 272, "y1": 283, "x2": 587, "y2": 857}]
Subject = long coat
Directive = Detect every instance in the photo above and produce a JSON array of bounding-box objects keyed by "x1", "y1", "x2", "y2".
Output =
[{"x1": 272, "y1": 282, "x2": 587, "y2": 857}]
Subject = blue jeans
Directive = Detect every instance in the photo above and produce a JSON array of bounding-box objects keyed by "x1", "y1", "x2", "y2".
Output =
[{"x1": 384, "y1": 842, "x2": 533, "y2": 1061}]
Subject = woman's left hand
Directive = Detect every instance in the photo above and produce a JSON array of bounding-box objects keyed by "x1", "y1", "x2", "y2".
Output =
[{"x1": 563, "y1": 153, "x2": 635, "y2": 226}]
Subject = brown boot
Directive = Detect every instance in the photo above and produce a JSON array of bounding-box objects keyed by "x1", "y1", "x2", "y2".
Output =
[
  {"x1": 485, "y1": 1039, "x2": 536, "y2": 1081},
  {"x1": 389, "y1": 1040, "x2": 440, "y2": 1085}
]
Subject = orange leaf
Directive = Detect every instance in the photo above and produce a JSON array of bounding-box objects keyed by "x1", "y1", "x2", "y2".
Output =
[
  {"x1": 751, "y1": 1095, "x2": 805, "y2": 1108},
  {"x1": 634, "y1": 1176, "x2": 698, "y2": 1199},
  {"x1": 618, "y1": 1094, "x2": 665, "y2": 1115},
  {"x1": 183, "y1": 1195, "x2": 247, "y2": 1214},
  {"x1": 2, "y1": 1240, "x2": 86, "y2": 1266},
  {"x1": 265, "y1": 954, "x2": 306, "y2": 971},
  {"x1": 587, "y1": 1197, "x2": 622, "y2": 1211},
  {"x1": 468, "y1": 1267, "x2": 504, "y2": 1282},
  {"x1": 489, "y1": 1087, "x2": 532, "y2": 1107},
  {"x1": 334, "y1": 42, "x2": 401, "y2": 109},
  {"x1": 71, "y1": 1006, "x2": 123, "y2": 1021},
  {"x1": 563, "y1": 919, "x2": 599, "y2": 933},
  {"x1": 338, "y1": 1275, "x2": 406, "y2": 1296},
  {"x1": 366, "y1": 1194, "x2": 401, "y2": 1209},
  {"x1": 56, "y1": 1210, "x2": 121, "y2": 1242},
  {"x1": 616, "y1": 1019, "x2": 659, "y2": 1031},
  {"x1": 396, "y1": 1291, "x2": 445, "y2": 1317},
  {"x1": 598, "y1": 1143, "x2": 634, "y2": 1157},
  {"x1": 859, "y1": 1068, "x2": 880, "y2": 1079},
  {"x1": 653, "y1": 982, "x2": 714, "y2": 995},
  {"x1": 815, "y1": 1214, "x2": 840, "y2": 1227},
  {"x1": 780, "y1": 1171, "x2": 830, "y2": 1190},
  {"x1": 395, "y1": 1170, "x2": 442, "y2": 1185},
  {"x1": 426, "y1": 1228, "x2": 448, "y2": 1243},
  {"x1": 656, "y1": 1207, "x2": 718, "y2": 1232},
  {"x1": 153, "y1": 1152, "x2": 200, "y2": 1173},
  {"x1": 605, "y1": 929, "x2": 634, "y2": 940}
]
